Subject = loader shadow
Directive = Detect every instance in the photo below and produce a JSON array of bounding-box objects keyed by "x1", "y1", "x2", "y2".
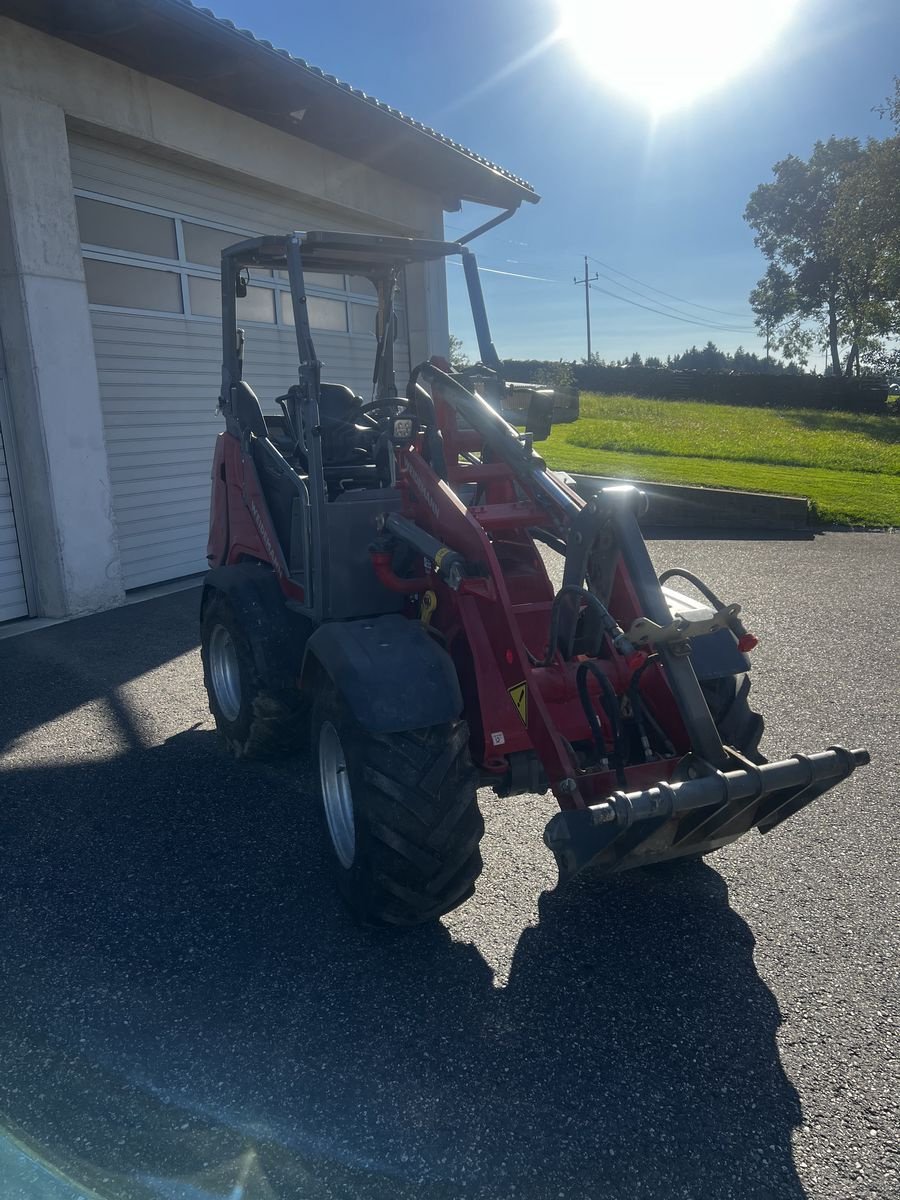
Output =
[{"x1": 0, "y1": 726, "x2": 804, "y2": 1200}]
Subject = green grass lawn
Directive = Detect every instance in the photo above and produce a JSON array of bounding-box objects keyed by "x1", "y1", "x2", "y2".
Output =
[{"x1": 536, "y1": 394, "x2": 900, "y2": 527}]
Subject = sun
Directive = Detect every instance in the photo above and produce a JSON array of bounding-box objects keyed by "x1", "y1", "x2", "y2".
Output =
[{"x1": 556, "y1": 0, "x2": 801, "y2": 115}]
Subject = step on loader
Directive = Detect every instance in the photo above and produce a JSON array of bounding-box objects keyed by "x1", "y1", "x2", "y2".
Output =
[{"x1": 201, "y1": 227, "x2": 868, "y2": 925}]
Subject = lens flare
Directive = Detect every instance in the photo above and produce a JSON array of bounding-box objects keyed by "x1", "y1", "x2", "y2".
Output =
[{"x1": 557, "y1": 0, "x2": 801, "y2": 114}]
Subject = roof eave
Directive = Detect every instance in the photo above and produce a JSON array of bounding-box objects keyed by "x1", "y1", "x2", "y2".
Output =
[{"x1": 0, "y1": 0, "x2": 540, "y2": 210}]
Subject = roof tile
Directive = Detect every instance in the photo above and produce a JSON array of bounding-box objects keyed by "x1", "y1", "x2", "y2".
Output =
[{"x1": 174, "y1": 0, "x2": 535, "y2": 196}]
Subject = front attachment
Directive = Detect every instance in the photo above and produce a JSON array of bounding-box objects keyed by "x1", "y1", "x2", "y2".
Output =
[{"x1": 544, "y1": 746, "x2": 870, "y2": 881}]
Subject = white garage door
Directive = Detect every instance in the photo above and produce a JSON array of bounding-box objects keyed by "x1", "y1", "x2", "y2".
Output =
[
  {"x1": 69, "y1": 135, "x2": 410, "y2": 590},
  {"x1": 0, "y1": 414, "x2": 28, "y2": 623}
]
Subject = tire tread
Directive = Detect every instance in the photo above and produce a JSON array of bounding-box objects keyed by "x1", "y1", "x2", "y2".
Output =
[
  {"x1": 314, "y1": 694, "x2": 483, "y2": 926},
  {"x1": 201, "y1": 593, "x2": 305, "y2": 760}
]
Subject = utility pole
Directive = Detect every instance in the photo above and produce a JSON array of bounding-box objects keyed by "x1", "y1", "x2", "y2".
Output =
[{"x1": 574, "y1": 256, "x2": 599, "y2": 362}]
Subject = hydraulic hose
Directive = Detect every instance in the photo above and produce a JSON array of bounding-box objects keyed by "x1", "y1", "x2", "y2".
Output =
[
  {"x1": 576, "y1": 662, "x2": 609, "y2": 767},
  {"x1": 576, "y1": 660, "x2": 627, "y2": 787},
  {"x1": 657, "y1": 568, "x2": 725, "y2": 610},
  {"x1": 529, "y1": 527, "x2": 568, "y2": 557},
  {"x1": 658, "y1": 567, "x2": 754, "y2": 649},
  {"x1": 627, "y1": 653, "x2": 675, "y2": 760},
  {"x1": 541, "y1": 585, "x2": 634, "y2": 666}
]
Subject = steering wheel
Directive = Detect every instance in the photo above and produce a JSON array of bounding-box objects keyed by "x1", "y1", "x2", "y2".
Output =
[
  {"x1": 358, "y1": 398, "x2": 418, "y2": 436},
  {"x1": 358, "y1": 399, "x2": 412, "y2": 418}
]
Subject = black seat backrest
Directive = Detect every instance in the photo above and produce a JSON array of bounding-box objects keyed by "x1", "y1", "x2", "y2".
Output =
[
  {"x1": 250, "y1": 437, "x2": 309, "y2": 571},
  {"x1": 319, "y1": 382, "x2": 363, "y2": 421},
  {"x1": 317, "y1": 382, "x2": 371, "y2": 468},
  {"x1": 233, "y1": 380, "x2": 268, "y2": 438}
]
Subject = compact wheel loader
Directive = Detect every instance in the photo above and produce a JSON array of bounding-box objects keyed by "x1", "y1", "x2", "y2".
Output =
[{"x1": 201, "y1": 228, "x2": 868, "y2": 926}]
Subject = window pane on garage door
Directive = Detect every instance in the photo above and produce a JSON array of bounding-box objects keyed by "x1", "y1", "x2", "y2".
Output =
[
  {"x1": 76, "y1": 196, "x2": 177, "y2": 259},
  {"x1": 84, "y1": 260, "x2": 183, "y2": 313},
  {"x1": 189, "y1": 276, "x2": 276, "y2": 323}
]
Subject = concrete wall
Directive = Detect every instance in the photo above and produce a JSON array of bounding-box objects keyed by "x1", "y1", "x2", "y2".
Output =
[
  {"x1": 0, "y1": 17, "x2": 452, "y2": 616},
  {"x1": 0, "y1": 89, "x2": 123, "y2": 616},
  {"x1": 0, "y1": 18, "x2": 440, "y2": 237}
]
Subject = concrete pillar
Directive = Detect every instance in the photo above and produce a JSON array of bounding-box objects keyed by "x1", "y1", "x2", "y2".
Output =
[
  {"x1": 422, "y1": 256, "x2": 450, "y2": 361},
  {"x1": 406, "y1": 204, "x2": 450, "y2": 370},
  {"x1": 0, "y1": 89, "x2": 123, "y2": 617}
]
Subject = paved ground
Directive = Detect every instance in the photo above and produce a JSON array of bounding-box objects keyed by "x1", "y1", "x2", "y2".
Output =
[{"x1": 0, "y1": 532, "x2": 897, "y2": 1200}]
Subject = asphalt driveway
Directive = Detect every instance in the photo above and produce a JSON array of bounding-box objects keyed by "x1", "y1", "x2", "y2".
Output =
[{"x1": 0, "y1": 532, "x2": 897, "y2": 1200}]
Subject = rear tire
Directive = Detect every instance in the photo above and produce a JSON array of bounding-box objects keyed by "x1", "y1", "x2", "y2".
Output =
[
  {"x1": 201, "y1": 591, "x2": 306, "y2": 758},
  {"x1": 311, "y1": 684, "x2": 484, "y2": 926}
]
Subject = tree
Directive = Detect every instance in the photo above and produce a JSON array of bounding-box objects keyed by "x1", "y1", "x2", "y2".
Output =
[
  {"x1": 448, "y1": 333, "x2": 470, "y2": 371},
  {"x1": 745, "y1": 137, "x2": 868, "y2": 377},
  {"x1": 536, "y1": 360, "x2": 576, "y2": 390},
  {"x1": 667, "y1": 342, "x2": 796, "y2": 374},
  {"x1": 746, "y1": 103, "x2": 900, "y2": 381},
  {"x1": 831, "y1": 84, "x2": 900, "y2": 356},
  {"x1": 875, "y1": 73, "x2": 900, "y2": 126},
  {"x1": 861, "y1": 345, "x2": 900, "y2": 384},
  {"x1": 748, "y1": 264, "x2": 811, "y2": 367},
  {"x1": 697, "y1": 341, "x2": 728, "y2": 371},
  {"x1": 627, "y1": 351, "x2": 643, "y2": 367}
]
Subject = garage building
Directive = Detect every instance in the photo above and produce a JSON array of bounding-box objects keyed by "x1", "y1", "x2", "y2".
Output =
[{"x1": 0, "y1": 0, "x2": 536, "y2": 623}]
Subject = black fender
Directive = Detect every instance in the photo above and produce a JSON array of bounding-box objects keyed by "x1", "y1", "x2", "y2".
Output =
[
  {"x1": 302, "y1": 614, "x2": 463, "y2": 734},
  {"x1": 689, "y1": 628, "x2": 752, "y2": 681},
  {"x1": 202, "y1": 563, "x2": 312, "y2": 692}
]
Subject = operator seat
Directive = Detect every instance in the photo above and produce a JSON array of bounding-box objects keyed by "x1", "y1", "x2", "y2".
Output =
[
  {"x1": 268, "y1": 381, "x2": 381, "y2": 496},
  {"x1": 318, "y1": 383, "x2": 371, "y2": 467}
]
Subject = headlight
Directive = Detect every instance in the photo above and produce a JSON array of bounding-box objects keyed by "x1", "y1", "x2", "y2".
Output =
[{"x1": 391, "y1": 417, "x2": 414, "y2": 442}]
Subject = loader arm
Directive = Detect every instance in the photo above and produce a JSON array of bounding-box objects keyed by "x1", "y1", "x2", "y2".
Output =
[
  {"x1": 396, "y1": 360, "x2": 869, "y2": 878},
  {"x1": 411, "y1": 362, "x2": 731, "y2": 770}
]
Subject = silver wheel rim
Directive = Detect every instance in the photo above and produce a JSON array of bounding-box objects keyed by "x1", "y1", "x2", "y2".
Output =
[
  {"x1": 209, "y1": 624, "x2": 242, "y2": 723},
  {"x1": 319, "y1": 721, "x2": 355, "y2": 868}
]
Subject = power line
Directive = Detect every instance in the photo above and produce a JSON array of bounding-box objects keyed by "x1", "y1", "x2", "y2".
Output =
[
  {"x1": 586, "y1": 255, "x2": 750, "y2": 319},
  {"x1": 446, "y1": 245, "x2": 756, "y2": 335},
  {"x1": 445, "y1": 220, "x2": 753, "y2": 321},
  {"x1": 589, "y1": 284, "x2": 754, "y2": 333},
  {"x1": 588, "y1": 264, "x2": 755, "y2": 333}
]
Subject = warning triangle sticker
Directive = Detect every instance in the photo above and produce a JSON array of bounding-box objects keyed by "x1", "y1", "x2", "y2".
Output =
[{"x1": 508, "y1": 681, "x2": 528, "y2": 726}]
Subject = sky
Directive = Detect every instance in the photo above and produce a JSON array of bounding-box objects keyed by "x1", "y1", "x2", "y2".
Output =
[{"x1": 204, "y1": 0, "x2": 898, "y2": 366}]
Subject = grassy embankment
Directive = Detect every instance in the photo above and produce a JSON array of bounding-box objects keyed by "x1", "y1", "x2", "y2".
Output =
[{"x1": 536, "y1": 394, "x2": 900, "y2": 527}]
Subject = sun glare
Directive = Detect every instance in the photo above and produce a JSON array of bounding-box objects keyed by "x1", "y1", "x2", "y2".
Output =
[{"x1": 557, "y1": 0, "x2": 801, "y2": 115}]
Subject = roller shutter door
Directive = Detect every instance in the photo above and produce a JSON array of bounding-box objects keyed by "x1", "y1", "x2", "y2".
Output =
[{"x1": 69, "y1": 134, "x2": 410, "y2": 590}]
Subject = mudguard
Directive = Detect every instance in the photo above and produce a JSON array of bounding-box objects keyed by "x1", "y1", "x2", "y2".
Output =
[
  {"x1": 689, "y1": 627, "x2": 750, "y2": 681},
  {"x1": 303, "y1": 614, "x2": 463, "y2": 734},
  {"x1": 202, "y1": 563, "x2": 312, "y2": 692},
  {"x1": 661, "y1": 586, "x2": 751, "y2": 681}
]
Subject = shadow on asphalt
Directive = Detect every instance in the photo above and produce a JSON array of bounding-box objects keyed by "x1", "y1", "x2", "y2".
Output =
[
  {"x1": 0, "y1": 589, "x2": 201, "y2": 754},
  {"x1": 0, "y1": 720, "x2": 805, "y2": 1199}
]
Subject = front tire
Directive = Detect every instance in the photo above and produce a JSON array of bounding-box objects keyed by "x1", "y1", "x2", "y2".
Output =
[
  {"x1": 649, "y1": 673, "x2": 766, "y2": 871},
  {"x1": 311, "y1": 684, "x2": 484, "y2": 926},
  {"x1": 702, "y1": 672, "x2": 765, "y2": 763},
  {"x1": 201, "y1": 591, "x2": 306, "y2": 758}
]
